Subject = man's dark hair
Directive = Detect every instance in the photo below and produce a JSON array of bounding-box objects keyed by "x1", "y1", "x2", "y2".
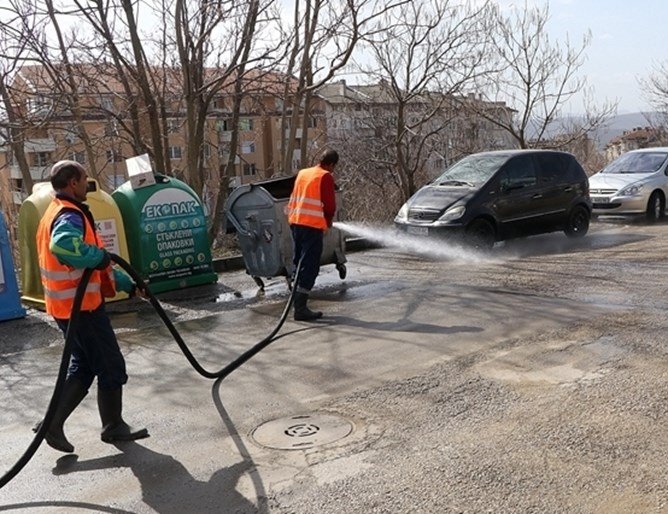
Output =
[
  {"x1": 319, "y1": 149, "x2": 339, "y2": 167},
  {"x1": 50, "y1": 160, "x2": 85, "y2": 190}
]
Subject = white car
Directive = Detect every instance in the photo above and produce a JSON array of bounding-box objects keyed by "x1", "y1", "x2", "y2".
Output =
[{"x1": 588, "y1": 147, "x2": 668, "y2": 221}]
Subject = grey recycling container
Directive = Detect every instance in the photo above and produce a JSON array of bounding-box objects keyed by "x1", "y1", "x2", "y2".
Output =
[{"x1": 224, "y1": 175, "x2": 346, "y2": 289}]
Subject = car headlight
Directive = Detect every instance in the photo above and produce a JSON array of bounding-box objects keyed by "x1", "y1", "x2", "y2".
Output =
[
  {"x1": 394, "y1": 202, "x2": 409, "y2": 223},
  {"x1": 434, "y1": 205, "x2": 466, "y2": 224},
  {"x1": 619, "y1": 183, "x2": 644, "y2": 196}
]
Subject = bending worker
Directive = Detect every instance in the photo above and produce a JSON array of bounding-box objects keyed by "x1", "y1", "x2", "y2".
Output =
[
  {"x1": 35, "y1": 160, "x2": 148, "y2": 453},
  {"x1": 287, "y1": 149, "x2": 338, "y2": 321}
]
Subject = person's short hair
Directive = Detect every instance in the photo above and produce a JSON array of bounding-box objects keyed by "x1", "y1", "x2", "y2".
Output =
[
  {"x1": 50, "y1": 160, "x2": 85, "y2": 190},
  {"x1": 319, "y1": 149, "x2": 339, "y2": 167}
]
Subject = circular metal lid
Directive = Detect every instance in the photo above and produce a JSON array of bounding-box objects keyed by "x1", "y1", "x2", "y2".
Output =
[{"x1": 251, "y1": 413, "x2": 353, "y2": 450}]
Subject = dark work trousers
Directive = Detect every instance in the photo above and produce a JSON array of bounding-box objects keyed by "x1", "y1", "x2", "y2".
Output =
[
  {"x1": 55, "y1": 304, "x2": 128, "y2": 391},
  {"x1": 291, "y1": 224, "x2": 324, "y2": 293}
]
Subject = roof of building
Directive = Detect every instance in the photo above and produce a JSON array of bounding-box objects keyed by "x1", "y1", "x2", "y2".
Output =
[
  {"x1": 608, "y1": 126, "x2": 662, "y2": 145},
  {"x1": 12, "y1": 64, "x2": 295, "y2": 97}
]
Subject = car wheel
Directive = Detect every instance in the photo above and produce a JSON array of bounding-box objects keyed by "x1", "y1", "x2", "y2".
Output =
[
  {"x1": 645, "y1": 191, "x2": 665, "y2": 223},
  {"x1": 465, "y1": 218, "x2": 496, "y2": 249},
  {"x1": 564, "y1": 205, "x2": 590, "y2": 238}
]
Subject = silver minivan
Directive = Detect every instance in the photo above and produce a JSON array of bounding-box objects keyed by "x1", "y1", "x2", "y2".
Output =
[{"x1": 588, "y1": 148, "x2": 668, "y2": 221}]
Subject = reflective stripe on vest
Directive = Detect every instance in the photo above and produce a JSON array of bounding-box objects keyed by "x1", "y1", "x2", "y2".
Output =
[
  {"x1": 287, "y1": 166, "x2": 328, "y2": 230},
  {"x1": 36, "y1": 198, "x2": 106, "y2": 318},
  {"x1": 43, "y1": 282, "x2": 101, "y2": 299}
]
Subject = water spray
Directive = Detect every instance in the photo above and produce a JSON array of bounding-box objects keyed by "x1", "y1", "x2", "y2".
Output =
[{"x1": 333, "y1": 221, "x2": 494, "y2": 263}]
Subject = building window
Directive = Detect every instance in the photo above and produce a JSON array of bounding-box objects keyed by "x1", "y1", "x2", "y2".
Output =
[
  {"x1": 169, "y1": 146, "x2": 182, "y2": 160},
  {"x1": 243, "y1": 163, "x2": 256, "y2": 176},
  {"x1": 167, "y1": 119, "x2": 181, "y2": 133},
  {"x1": 33, "y1": 152, "x2": 50, "y2": 167},
  {"x1": 104, "y1": 121, "x2": 119, "y2": 136},
  {"x1": 72, "y1": 151, "x2": 86, "y2": 164},
  {"x1": 64, "y1": 127, "x2": 78, "y2": 144},
  {"x1": 213, "y1": 98, "x2": 228, "y2": 111},
  {"x1": 239, "y1": 118, "x2": 254, "y2": 131},
  {"x1": 202, "y1": 143, "x2": 211, "y2": 160},
  {"x1": 241, "y1": 141, "x2": 255, "y2": 154},
  {"x1": 27, "y1": 95, "x2": 51, "y2": 114},
  {"x1": 106, "y1": 149, "x2": 123, "y2": 163},
  {"x1": 106, "y1": 174, "x2": 125, "y2": 190},
  {"x1": 100, "y1": 96, "x2": 113, "y2": 111},
  {"x1": 307, "y1": 116, "x2": 317, "y2": 128}
]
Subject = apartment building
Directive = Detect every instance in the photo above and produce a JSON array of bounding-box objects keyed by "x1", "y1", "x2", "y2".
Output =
[
  {"x1": 0, "y1": 64, "x2": 327, "y2": 215},
  {"x1": 604, "y1": 126, "x2": 667, "y2": 161},
  {"x1": 318, "y1": 79, "x2": 515, "y2": 178}
]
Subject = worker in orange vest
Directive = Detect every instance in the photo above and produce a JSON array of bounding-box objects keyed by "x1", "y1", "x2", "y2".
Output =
[
  {"x1": 287, "y1": 149, "x2": 338, "y2": 321},
  {"x1": 35, "y1": 160, "x2": 148, "y2": 453}
]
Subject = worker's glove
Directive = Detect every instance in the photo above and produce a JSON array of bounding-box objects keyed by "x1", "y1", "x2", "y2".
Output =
[{"x1": 95, "y1": 250, "x2": 111, "y2": 270}]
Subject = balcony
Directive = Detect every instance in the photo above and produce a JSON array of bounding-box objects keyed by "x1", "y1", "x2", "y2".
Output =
[
  {"x1": 220, "y1": 154, "x2": 240, "y2": 164},
  {"x1": 285, "y1": 128, "x2": 303, "y2": 139},
  {"x1": 9, "y1": 165, "x2": 50, "y2": 181},
  {"x1": 24, "y1": 138, "x2": 56, "y2": 153}
]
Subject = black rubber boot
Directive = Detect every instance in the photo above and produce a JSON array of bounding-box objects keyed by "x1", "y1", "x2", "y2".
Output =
[
  {"x1": 33, "y1": 377, "x2": 88, "y2": 453},
  {"x1": 293, "y1": 291, "x2": 323, "y2": 321},
  {"x1": 97, "y1": 387, "x2": 149, "y2": 443}
]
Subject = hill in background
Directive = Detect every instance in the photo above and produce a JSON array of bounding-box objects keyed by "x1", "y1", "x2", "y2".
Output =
[
  {"x1": 534, "y1": 111, "x2": 664, "y2": 150},
  {"x1": 592, "y1": 112, "x2": 663, "y2": 149}
]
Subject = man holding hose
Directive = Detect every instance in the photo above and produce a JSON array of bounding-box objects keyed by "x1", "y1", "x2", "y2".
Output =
[
  {"x1": 287, "y1": 149, "x2": 338, "y2": 321},
  {"x1": 35, "y1": 160, "x2": 147, "y2": 453}
]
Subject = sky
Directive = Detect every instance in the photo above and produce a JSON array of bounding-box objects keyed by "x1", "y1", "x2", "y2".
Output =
[{"x1": 513, "y1": 0, "x2": 668, "y2": 115}]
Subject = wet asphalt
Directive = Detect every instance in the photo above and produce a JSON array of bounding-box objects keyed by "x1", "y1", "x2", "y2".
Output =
[{"x1": 1, "y1": 219, "x2": 667, "y2": 513}]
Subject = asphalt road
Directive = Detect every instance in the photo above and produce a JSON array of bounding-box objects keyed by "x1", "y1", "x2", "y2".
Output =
[{"x1": 1, "y1": 219, "x2": 667, "y2": 513}]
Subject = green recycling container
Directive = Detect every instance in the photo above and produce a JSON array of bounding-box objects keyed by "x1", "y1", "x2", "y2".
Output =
[{"x1": 112, "y1": 174, "x2": 217, "y2": 294}]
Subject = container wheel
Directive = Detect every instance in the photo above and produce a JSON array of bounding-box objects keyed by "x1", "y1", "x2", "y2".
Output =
[
  {"x1": 336, "y1": 263, "x2": 347, "y2": 280},
  {"x1": 252, "y1": 276, "x2": 265, "y2": 290}
]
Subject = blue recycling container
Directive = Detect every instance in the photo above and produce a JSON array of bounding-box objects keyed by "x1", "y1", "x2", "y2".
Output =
[{"x1": 0, "y1": 211, "x2": 26, "y2": 321}]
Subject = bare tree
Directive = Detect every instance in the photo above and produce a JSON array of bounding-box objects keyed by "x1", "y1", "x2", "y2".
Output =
[
  {"x1": 277, "y1": 0, "x2": 409, "y2": 175},
  {"x1": 0, "y1": 0, "x2": 37, "y2": 201},
  {"x1": 334, "y1": 0, "x2": 495, "y2": 215},
  {"x1": 640, "y1": 61, "x2": 668, "y2": 133},
  {"x1": 473, "y1": 2, "x2": 615, "y2": 149}
]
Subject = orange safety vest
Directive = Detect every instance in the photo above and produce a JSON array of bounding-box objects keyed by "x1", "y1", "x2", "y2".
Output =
[
  {"x1": 287, "y1": 165, "x2": 329, "y2": 230},
  {"x1": 36, "y1": 197, "x2": 116, "y2": 319}
]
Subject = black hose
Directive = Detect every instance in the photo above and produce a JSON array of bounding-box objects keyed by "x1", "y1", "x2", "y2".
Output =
[
  {"x1": 110, "y1": 253, "x2": 299, "y2": 380},
  {"x1": 0, "y1": 268, "x2": 93, "y2": 489},
  {"x1": 0, "y1": 255, "x2": 300, "y2": 489}
]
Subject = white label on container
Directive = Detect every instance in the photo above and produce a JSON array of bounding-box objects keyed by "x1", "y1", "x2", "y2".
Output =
[{"x1": 96, "y1": 218, "x2": 120, "y2": 256}]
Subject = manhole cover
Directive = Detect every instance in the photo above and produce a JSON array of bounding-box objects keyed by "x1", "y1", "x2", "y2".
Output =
[{"x1": 251, "y1": 413, "x2": 353, "y2": 450}]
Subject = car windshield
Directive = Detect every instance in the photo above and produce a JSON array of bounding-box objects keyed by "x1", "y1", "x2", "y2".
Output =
[
  {"x1": 602, "y1": 152, "x2": 668, "y2": 174},
  {"x1": 434, "y1": 153, "x2": 511, "y2": 186}
]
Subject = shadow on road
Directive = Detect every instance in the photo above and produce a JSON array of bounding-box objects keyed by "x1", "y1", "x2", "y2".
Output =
[
  {"x1": 49, "y1": 441, "x2": 260, "y2": 514},
  {"x1": 327, "y1": 315, "x2": 483, "y2": 335}
]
